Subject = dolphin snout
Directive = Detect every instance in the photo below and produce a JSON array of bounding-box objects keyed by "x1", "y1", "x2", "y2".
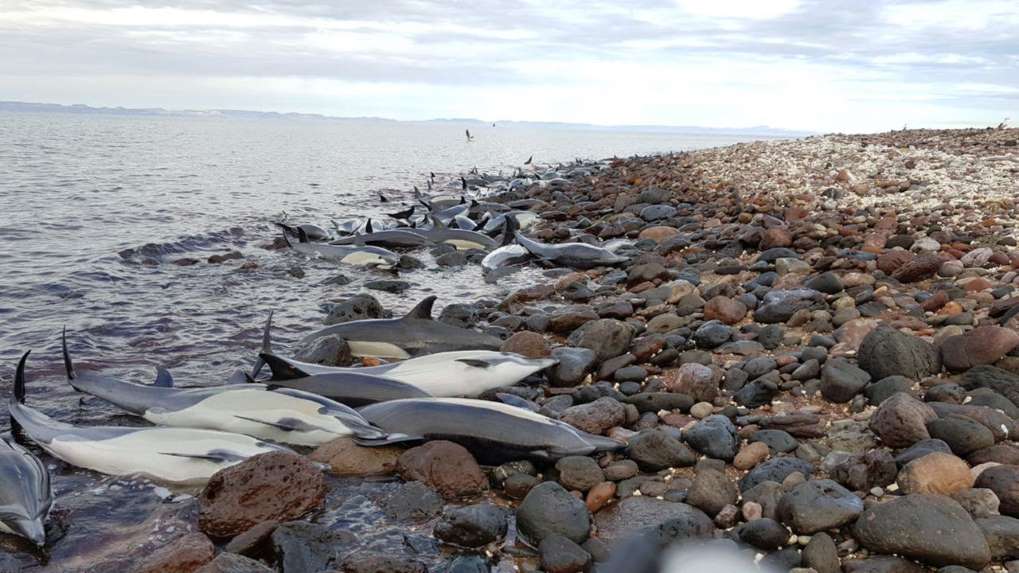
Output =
[{"x1": 12, "y1": 517, "x2": 46, "y2": 546}]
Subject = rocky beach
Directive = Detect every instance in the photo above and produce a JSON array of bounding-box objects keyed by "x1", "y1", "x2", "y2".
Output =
[{"x1": 7, "y1": 125, "x2": 1019, "y2": 573}]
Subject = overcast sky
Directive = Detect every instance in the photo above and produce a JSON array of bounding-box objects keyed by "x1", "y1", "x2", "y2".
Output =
[{"x1": 1, "y1": 0, "x2": 1017, "y2": 132}]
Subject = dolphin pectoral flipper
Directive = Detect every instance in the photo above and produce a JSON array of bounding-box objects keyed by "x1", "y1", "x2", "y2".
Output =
[
  {"x1": 157, "y1": 450, "x2": 247, "y2": 463},
  {"x1": 403, "y1": 296, "x2": 437, "y2": 320},
  {"x1": 353, "y1": 433, "x2": 421, "y2": 447},
  {"x1": 233, "y1": 415, "x2": 326, "y2": 433},
  {"x1": 154, "y1": 368, "x2": 174, "y2": 388},
  {"x1": 455, "y1": 358, "x2": 493, "y2": 369}
]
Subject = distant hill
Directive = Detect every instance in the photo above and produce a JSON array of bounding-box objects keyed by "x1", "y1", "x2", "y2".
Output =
[{"x1": 0, "y1": 100, "x2": 811, "y2": 137}]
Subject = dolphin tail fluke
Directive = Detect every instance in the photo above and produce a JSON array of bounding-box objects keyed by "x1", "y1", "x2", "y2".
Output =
[
  {"x1": 10, "y1": 351, "x2": 30, "y2": 436},
  {"x1": 403, "y1": 296, "x2": 437, "y2": 320},
  {"x1": 258, "y1": 352, "x2": 310, "y2": 381},
  {"x1": 365, "y1": 218, "x2": 374, "y2": 234},
  {"x1": 581, "y1": 432, "x2": 626, "y2": 452},
  {"x1": 61, "y1": 327, "x2": 75, "y2": 380},
  {"x1": 250, "y1": 311, "x2": 274, "y2": 378},
  {"x1": 353, "y1": 433, "x2": 421, "y2": 447},
  {"x1": 499, "y1": 215, "x2": 519, "y2": 246}
]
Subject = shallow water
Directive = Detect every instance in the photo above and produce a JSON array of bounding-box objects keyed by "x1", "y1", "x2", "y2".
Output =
[{"x1": 0, "y1": 111, "x2": 772, "y2": 568}]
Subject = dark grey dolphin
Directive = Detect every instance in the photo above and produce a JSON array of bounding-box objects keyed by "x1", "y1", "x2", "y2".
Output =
[
  {"x1": 358, "y1": 398, "x2": 624, "y2": 462},
  {"x1": 297, "y1": 296, "x2": 502, "y2": 359},
  {"x1": 408, "y1": 220, "x2": 497, "y2": 251},
  {"x1": 329, "y1": 227, "x2": 429, "y2": 249},
  {"x1": 10, "y1": 352, "x2": 286, "y2": 486},
  {"x1": 61, "y1": 332, "x2": 391, "y2": 447},
  {"x1": 0, "y1": 436, "x2": 51, "y2": 546},
  {"x1": 257, "y1": 356, "x2": 431, "y2": 407},
  {"x1": 514, "y1": 232, "x2": 628, "y2": 269},
  {"x1": 275, "y1": 221, "x2": 330, "y2": 242}
]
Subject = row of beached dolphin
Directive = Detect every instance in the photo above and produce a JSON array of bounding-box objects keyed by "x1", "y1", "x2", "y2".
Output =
[
  {"x1": 0, "y1": 296, "x2": 624, "y2": 547},
  {"x1": 277, "y1": 189, "x2": 630, "y2": 275}
]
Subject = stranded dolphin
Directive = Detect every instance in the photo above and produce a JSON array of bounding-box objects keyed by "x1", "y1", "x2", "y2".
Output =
[
  {"x1": 359, "y1": 398, "x2": 625, "y2": 462},
  {"x1": 514, "y1": 232, "x2": 628, "y2": 269},
  {"x1": 254, "y1": 310, "x2": 552, "y2": 396},
  {"x1": 61, "y1": 332, "x2": 391, "y2": 447},
  {"x1": 285, "y1": 228, "x2": 400, "y2": 268},
  {"x1": 296, "y1": 296, "x2": 502, "y2": 359},
  {"x1": 0, "y1": 436, "x2": 52, "y2": 546},
  {"x1": 10, "y1": 352, "x2": 288, "y2": 486}
]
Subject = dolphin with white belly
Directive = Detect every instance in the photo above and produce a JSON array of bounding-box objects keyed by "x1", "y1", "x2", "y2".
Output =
[
  {"x1": 253, "y1": 313, "x2": 542, "y2": 399},
  {"x1": 409, "y1": 217, "x2": 497, "y2": 251},
  {"x1": 10, "y1": 352, "x2": 287, "y2": 486},
  {"x1": 514, "y1": 232, "x2": 628, "y2": 269},
  {"x1": 296, "y1": 296, "x2": 502, "y2": 359},
  {"x1": 359, "y1": 398, "x2": 625, "y2": 462},
  {"x1": 0, "y1": 436, "x2": 52, "y2": 546},
  {"x1": 482, "y1": 217, "x2": 532, "y2": 277},
  {"x1": 285, "y1": 229, "x2": 400, "y2": 268},
  {"x1": 329, "y1": 227, "x2": 429, "y2": 249},
  {"x1": 61, "y1": 333, "x2": 392, "y2": 447}
]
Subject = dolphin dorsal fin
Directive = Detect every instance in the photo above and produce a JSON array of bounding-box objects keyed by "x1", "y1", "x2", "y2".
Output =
[
  {"x1": 365, "y1": 218, "x2": 374, "y2": 234},
  {"x1": 432, "y1": 215, "x2": 446, "y2": 230},
  {"x1": 404, "y1": 296, "x2": 437, "y2": 320},
  {"x1": 154, "y1": 367, "x2": 174, "y2": 388}
]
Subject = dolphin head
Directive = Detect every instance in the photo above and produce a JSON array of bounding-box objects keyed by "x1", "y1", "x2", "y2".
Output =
[{"x1": 7, "y1": 516, "x2": 46, "y2": 546}]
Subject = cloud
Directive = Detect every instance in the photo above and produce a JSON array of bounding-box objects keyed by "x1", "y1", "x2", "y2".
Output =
[{"x1": 0, "y1": 0, "x2": 1016, "y2": 131}]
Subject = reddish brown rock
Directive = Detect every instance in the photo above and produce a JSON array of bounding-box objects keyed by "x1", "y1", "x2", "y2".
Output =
[
  {"x1": 586, "y1": 481, "x2": 617, "y2": 513},
  {"x1": 940, "y1": 326, "x2": 1019, "y2": 372},
  {"x1": 638, "y1": 226, "x2": 680, "y2": 242},
  {"x1": 663, "y1": 363, "x2": 719, "y2": 402},
  {"x1": 897, "y1": 452, "x2": 974, "y2": 495},
  {"x1": 759, "y1": 227, "x2": 792, "y2": 249},
  {"x1": 308, "y1": 437, "x2": 403, "y2": 476},
  {"x1": 877, "y1": 250, "x2": 912, "y2": 275},
  {"x1": 501, "y1": 331, "x2": 552, "y2": 358},
  {"x1": 397, "y1": 441, "x2": 488, "y2": 499},
  {"x1": 703, "y1": 296, "x2": 748, "y2": 325},
  {"x1": 892, "y1": 253, "x2": 942, "y2": 283},
  {"x1": 198, "y1": 452, "x2": 326, "y2": 538},
  {"x1": 137, "y1": 533, "x2": 215, "y2": 573}
]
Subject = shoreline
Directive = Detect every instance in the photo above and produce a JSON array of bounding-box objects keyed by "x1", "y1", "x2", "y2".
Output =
[{"x1": 7, "y1": 126, "x2": 1019, "y2": 572}]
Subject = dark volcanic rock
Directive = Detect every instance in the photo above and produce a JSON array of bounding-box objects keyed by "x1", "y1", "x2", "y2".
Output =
[
  {"x1": 433, "y1": 503, "x2": 509, "y2": 548},
  {"x1": 740, "y1": 457, "x2": 814, "y2": 492},
  {"x1": 566, "y1": 319, "x2": 634, "y2": 361},
  {"x1": 516, "y1": 482, "x2": 591, "y2": 546},
  {"x1": 975, "y1": 465, "x2": 1019, "y2": 517},
  {"x1": 976, "y1": 515, "x2": 1019, "y2": 560},
  {"x1": 684, "y1": 415, "x2": 738, "y2": 460},
  {"x1": 777, "y1": 479, "x2": 864, "y2": 534},
  {"x1": 271, "y1": 521, "x2": 354, "y2": 573},
  {"x1": 559, "y1": 397, "x2": 625, "y2": 435},
  {"x1": 548, "y1": 347, "x2": 597, "y2": 387},
  {"x1": 926, "y1": 415, "x2": 995, "y2": 456},
  {"x1": 820, "y1": 357, "x2": 871, "y2": 403},
  {"x1": 627, "y1": 429, "x2": 697, "y2": 470},
  {"x1": 324, "y1": 293, "x2": 384, "y2": 325},
  {"x1": 539, "y1": 534, "x2": 592, "y2": 573},
  {"x1": 869, "y1": 392, "x2": 938, "y2": 448},
  {"x1": 739, "y1": 517, "x2": 789, "y2": 550},
  {"x1": 382, "y1": 481, "x2": 443, "y2": 521},
  {"x1": 802, "y1": 532, "x2": 840, "y2": 573},
  {"x1": 857, "y1": 326, "x2": 941, "y2": 381},
  {"x1": 853, "y1": 494, "x2": 991, "y2": 569},
  {"x1": 963, "y1": 366, "x2": 1019, "y2": 408},
  {"x1": 593, "y1": 496, "x2": 713, "y2": 544},
  {"x1": 686, "y1": 467, "x2": 739, "y2": 516}
]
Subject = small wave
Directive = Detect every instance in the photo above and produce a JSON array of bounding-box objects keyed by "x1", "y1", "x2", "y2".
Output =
[{"x1": 118, "y1": 226, "x2": 246, "y2": 260}]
